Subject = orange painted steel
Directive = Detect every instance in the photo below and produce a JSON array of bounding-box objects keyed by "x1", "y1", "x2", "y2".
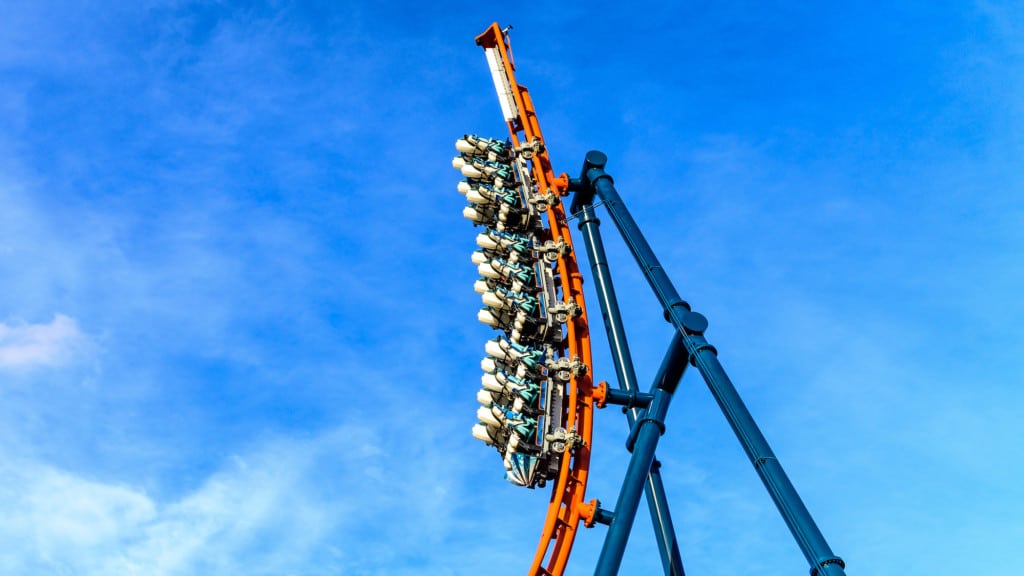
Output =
[{"x1": 475, "y1": 23, "x2": 595, "y2": 576}]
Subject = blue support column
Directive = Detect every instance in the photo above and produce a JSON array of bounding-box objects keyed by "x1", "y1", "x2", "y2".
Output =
[
  {"x1": 594, "y1": 332, "x2": 689, "y2": 576},
  {"x1": 577, "y1": 204, "x2": 685, "y2": 576},
  {"x1": 574, "y1": 151, "x2": 847, "y2": 576}
]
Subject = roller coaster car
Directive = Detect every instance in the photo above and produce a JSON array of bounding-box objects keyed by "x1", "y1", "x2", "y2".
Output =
[{"x1": 454, "y1": 135, "x2": 575, "y2": 489}]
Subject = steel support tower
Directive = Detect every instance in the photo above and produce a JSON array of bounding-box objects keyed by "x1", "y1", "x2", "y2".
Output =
[{"x1": 570, "y1": 151, "x2": 847, "y2": 576}]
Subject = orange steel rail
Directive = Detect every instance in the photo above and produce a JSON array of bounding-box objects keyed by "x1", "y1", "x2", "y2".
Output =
[{"x1": 475, "y1": 23, "x2": 596, "y2": 576}]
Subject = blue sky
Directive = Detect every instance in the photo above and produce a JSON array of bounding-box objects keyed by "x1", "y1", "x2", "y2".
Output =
[{"x1": 0, "y1": 1, "x2": 1020, "y2": 574}]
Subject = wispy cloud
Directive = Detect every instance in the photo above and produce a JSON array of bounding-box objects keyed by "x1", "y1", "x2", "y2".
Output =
[
  {"x1": 0, "y1": 314, "x2": 89, "y2": 369},
  {"x1": 0, "y1": 425, "x2": 373, "y2": 575},
  {"x1": 0, "y1": 410, "x2": 499, "y2": 576}
]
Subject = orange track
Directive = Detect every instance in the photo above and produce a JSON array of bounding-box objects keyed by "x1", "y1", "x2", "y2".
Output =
[{"x1": 475, "y1": 23, "x2": 596, "y2": 576}]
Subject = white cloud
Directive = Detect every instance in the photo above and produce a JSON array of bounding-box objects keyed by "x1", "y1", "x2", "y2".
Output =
[
  {"x1": 0, "y1": 314, "x2": 89, "y2": 369},
  {"x1": 27, "y1": 467, "x2": 155, "y2": 555},
  {"x1": 0, "y1": 461, "x2": 153, "y2": 574},
  {"x1": 0, "y1": 432, "x2": 343, "y2": 575},
  {"x1": 0, "y1": 418, "x2": 486, "y2": 576}
]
